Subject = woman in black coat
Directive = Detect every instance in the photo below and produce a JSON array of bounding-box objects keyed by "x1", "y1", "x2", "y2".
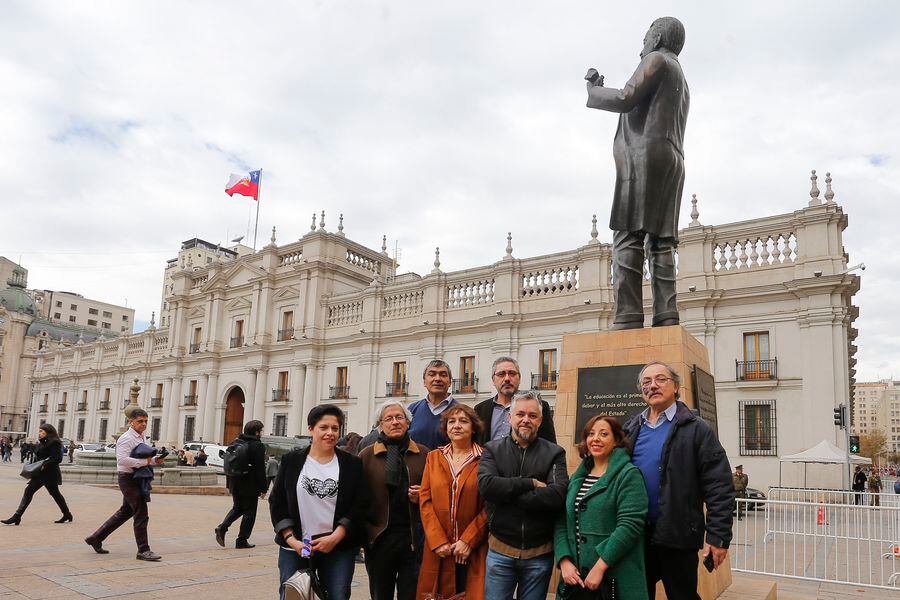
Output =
[{"x1": 2, "y1": 424, "x2": 72, "y2": 525}]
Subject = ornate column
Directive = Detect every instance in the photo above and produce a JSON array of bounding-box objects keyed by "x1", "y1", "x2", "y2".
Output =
[
  {"x1": 160, "y1": 377, "x2": 175, "y2": 446},
  {"x1": 245, "y1": 369, "x2": 259, "y2": 425},
  {"x1": 196, "y1": 374, "x2": 209, "y2": 442},
  {"x1": 287, "y1": 365, "x2": 307, "y2": 436},
  {"x1": 203, "y1": 372, "x2": 219, "y2": 443},
  {"x1": 253, "y1": 367, "x2": 269, "y2": 423}
]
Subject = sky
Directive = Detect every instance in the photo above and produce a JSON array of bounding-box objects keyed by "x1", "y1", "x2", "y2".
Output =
[{"x1": 1, "y1": 1, "x2": 897, "y2": 381}]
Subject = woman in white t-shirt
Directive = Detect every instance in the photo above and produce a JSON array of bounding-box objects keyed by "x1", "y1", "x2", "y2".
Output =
[{"x1": 270, "y1": 405, "x2": 368, "y2": 600}]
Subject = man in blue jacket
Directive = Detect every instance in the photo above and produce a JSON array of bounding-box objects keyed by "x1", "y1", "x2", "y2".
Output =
[
  {"x1": 623, "y1": 361, "x2": 733, "y2": 600},
  {"x1": 407, "y1": 360, "x2": 457, "y2": 449}
]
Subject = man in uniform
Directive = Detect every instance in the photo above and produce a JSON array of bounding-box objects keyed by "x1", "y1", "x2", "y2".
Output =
[{"x1": 732, "y1": 465, "x2": 748, "y2": 520}]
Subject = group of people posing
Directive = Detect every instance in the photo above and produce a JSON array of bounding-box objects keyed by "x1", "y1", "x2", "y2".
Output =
[
  {"x1": 1, "y1": 356, "x2": 735, "y2": 600},
  {"x1": 267, "y1": 357, "x2": 734, "y2": 600}
]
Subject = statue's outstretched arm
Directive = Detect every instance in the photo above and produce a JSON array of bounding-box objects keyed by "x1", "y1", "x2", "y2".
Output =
[{"x1": 586, "y1": 53, "x2": 663, "y2": 113}]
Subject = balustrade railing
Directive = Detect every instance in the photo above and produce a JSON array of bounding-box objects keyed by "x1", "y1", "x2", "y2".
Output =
[
  {"x1": 382, "y1": 291, "x2": 424, "y2": 318},
  {"x1": 386, "y1": 381, "x2": 409, "y2": 397},
  {"x1": 452, "y1": 377, "x2": 478, "y2": 394},
  {"x1": 230, "y1": 336, "x2": 244, "y2": 348},
  {"x1": 272, "y1": 389, "x2": 290, "y2": 402},
  {"x1": 327, "y1": 301, "x2": 362, "y2": 327},
  {"x1": 531, "y1": 371, "x2": 558, "y2": 390},
  {"x1": 329, "y1": 385, "x2": 350, "y2": 400},
  {"x1": 346, "y1": 249, "x2": 381, "y2": 276},
  {"x1": 713, "y1": 233, "x2": 798, "y2": 271},
  {"x1": 277, "y1": 328, "x2": 294, "y2": 341},
  {"x1": 522, "y1": 267, "x2": 579, "y2": 297},
  {"x1": 736, "y1": 358, "x2": 778, "y2": 381},
  {"x1": 76, "y1": 402, "x2": 88, "y2": 411},
  {"x1": 447, "y1": 279, "x2": 495, "y2": 308},
  {"x1": 183, "y1": 395, "x2": 198, "y2": 406},
  {"x1": 98, "y1": 401, "x2": 110, "y2": 410},
  {"x1": 150, "y1": 397, "x2": 163, "y2": 408},
  {"x1": 57, "y1": 403, "x2": 67, "y2": 411},
  {"x1": 279, "y1": 249, "x2": 303, "y2": 266}
]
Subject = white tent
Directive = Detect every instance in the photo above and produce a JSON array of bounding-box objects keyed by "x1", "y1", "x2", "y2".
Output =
[{"x1": 778, "y1": 439, "x2": 872, "y2": 487}]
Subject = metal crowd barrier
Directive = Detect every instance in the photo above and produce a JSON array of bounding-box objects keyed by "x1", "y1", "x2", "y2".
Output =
[
  {"x1": 768, "y1": 486, "x2": 900, "y2": 508},
  {"x1": 730, "y1": 497, "x2": 900, "y2": 590}
]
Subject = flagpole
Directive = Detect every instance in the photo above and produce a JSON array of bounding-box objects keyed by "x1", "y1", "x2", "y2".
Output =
[{"x1": 252, "y1": 169, "x2": 263, "y2": 251}]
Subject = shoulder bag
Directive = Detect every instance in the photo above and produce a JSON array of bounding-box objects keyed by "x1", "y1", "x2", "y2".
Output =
[{"x1": 20, "y1": 459, "x2": 48, "y2": 480}]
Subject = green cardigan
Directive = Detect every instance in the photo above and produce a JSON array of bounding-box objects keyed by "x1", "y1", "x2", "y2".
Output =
[{"x1": 553, "y1": 447, "x2": 649, "y2": 600}]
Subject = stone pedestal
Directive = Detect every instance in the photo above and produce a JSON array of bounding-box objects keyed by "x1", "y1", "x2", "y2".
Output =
[{"x1": 553, "y1": 325, "x2": 732, "y2": 600}]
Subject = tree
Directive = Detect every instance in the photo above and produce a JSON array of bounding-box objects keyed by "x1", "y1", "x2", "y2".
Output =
[{"x1": 859, "y1": 429, "x2": 887, "y2": 462}]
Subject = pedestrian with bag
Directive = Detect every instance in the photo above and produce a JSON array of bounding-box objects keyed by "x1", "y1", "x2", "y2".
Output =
[
  {"x1": 215, "y1": 420, "x2": 267, "y2": 549},
  {"x1": 555, "y1": 416, "x2": 648, "y2": 600},
  {"x1": 418, "y1": 403, "x2": 488, "y2": 600},
  {"x1": 270, "y1": 405, "x2": 368, "y2": 600},
  {"x1": 84, "y1": 409, "x2": 165, "y2": 560},
  {"x1": 2, "y1": 424, "x2": 72, "y2": 525}
]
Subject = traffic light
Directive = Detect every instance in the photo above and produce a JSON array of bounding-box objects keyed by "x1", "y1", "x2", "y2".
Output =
[
  {"x1": 849, "y1": 435, "x2": 860, "y2": 454},
  {"x1": 833, "y1": 405, "x2": 845, "y2": 429}
]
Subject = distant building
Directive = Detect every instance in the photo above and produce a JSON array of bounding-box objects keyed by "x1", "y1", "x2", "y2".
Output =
[
  {"x1": 853, "y1": 380, "x2": 900, "y2": 453},
  {"x1": 25, "y1": 172, "x2": 860, "y2": 489},
  {"x1": 30, "y1": 289, "x2": 135, "y2": 335},
  {"x1": 0, "y1": 263, "x2": 125, "y2": 437}
]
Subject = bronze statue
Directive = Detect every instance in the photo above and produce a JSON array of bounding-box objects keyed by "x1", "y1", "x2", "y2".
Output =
[{"x1": 586, "y1": 17, "x2": 689, "y2": 329}]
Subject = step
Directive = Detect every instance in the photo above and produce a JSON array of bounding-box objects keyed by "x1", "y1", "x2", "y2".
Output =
[{"x1": 719, "y1": 573, "x2": 777, "y2": 600}]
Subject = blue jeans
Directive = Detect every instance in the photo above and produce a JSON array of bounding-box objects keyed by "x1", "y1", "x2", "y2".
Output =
[
  {"x1": 278, "y1": 546, "x2": 356, "y2": 600},
  {"x1": 484, "y1": 549, "x2": 554, "y2": 600}
]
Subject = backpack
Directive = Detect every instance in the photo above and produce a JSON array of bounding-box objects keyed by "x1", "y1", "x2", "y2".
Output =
[{"x1": 223, "y1": 439, "x2": 251, "y2": 477}]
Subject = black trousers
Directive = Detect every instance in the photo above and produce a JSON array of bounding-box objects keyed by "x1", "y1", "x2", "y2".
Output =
[
  {"x1": 218, "y1": 491, "x2": 259, "y2": 542},
  {"x1": 612, "y1": 230, "x2": 679, "y2": 326},
  {"x1": 645, "y1": 539, "x2": 700, "y2": 600},
  {"x1": 366, "y1": 528, "x2": 416, "y2": 600},
  {"x1": 88, "y1": 473, "x2": 150, "y2": 552},
  {"x1": 15, "y1": 477, "x2": 70, "y2": 517}
]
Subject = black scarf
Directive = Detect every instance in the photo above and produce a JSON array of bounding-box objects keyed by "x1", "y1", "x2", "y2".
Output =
[{"x1": 378, "y1": 432, "x2": 409, "y2": 489}]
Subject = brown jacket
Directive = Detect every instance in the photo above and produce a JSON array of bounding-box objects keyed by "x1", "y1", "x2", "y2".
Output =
[
  {"x1": 417, "y1": 447, "x2": 488, "y2": 600},
  {"x1": 359, "y1": 437, "x2": 428, "y2": 545}
]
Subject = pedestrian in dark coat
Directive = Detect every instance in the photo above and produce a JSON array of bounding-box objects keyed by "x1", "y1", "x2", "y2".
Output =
[
  {"x1": 2, "y1": 424, "x2": 71, "y2": 525},
  {"x1": 215, "y1": 420, "x2": 268, "y2": 549}
]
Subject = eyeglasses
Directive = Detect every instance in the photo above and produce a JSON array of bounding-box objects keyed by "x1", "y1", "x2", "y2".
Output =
[
  {"x1": 639, "y1": 376, "x2": 674, "y2": 390},
  {"x1": 493, "y1": 371, "x2": 520, "y2": 378},
  {"x1": 381, "y1": 415, "x2": 407, "y2": 423}
]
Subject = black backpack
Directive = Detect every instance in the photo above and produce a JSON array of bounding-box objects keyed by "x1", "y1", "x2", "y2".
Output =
[{"x1": 223, "y1": 439, "x2": 251, "y2": 477}]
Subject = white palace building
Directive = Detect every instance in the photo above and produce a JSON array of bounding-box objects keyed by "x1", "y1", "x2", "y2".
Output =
[{"x1": 21, "y1": 172, "x2": 860, "y2": 490}]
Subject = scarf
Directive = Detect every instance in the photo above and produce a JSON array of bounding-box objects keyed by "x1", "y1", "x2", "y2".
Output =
[{"x1": 378, "y1": 431, "x2": 409, "y2": 489}]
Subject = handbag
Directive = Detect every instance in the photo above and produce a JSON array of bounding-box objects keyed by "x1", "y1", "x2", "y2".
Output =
[
  {"x1": 558, "y1": 570, "x2": 618, "y2": 600},
  {"x1": 283, "y1": 566, "x2": 328, "y2": 600},
  {"x1": 420, "y1": 559, "x2": 466, "y2": 600},
  {"x1": 20, "y1": 459, "x2": 47, "y2": 480}
]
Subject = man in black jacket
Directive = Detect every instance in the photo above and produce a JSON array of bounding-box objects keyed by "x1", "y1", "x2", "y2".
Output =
[
  {"x1": 215, "y1": 419, "x2": 267, "y2": 549},
  {"x1": 474, "y1": 357, "x2": 556, "y2": 445},
  {"x1": 478, "y1": 390, "x2": 568, "y2": 600},
  {"x1": 623, "y1": 361, "x2": 733, "y2": 600}
]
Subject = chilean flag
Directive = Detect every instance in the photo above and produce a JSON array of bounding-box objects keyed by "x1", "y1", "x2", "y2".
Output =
[{"x1": 225, "y1": 170, "x2": 261, "y2": 200}]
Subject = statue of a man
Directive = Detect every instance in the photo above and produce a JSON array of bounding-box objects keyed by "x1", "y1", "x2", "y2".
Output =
[{"x1": 586, "y1": 17, "x2": 689, "y2": 329}]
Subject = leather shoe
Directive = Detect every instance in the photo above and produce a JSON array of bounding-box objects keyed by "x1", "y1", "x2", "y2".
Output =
[
  {"x1": 214, "y1": 527, "x2": 225, "y2": 547},
  {"x1": 85, "y1": 538, "x2": 109, "y2": 554},
  {"x1": 235, "y1": 540, "x2": 255, "y2": 549},
  {"x1": 136, "y1": 550, "x2": 162, "y2": 561}
]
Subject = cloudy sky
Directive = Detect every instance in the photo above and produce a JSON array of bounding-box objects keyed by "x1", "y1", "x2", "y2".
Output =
[{"x1": 1, "y1": 2, "x2": 897, "y2": 381}]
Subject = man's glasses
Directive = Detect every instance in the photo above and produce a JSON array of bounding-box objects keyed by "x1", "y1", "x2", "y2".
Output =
[
  {"x1": 639, "y1": 376, "x2": 674, "y2": 390},
  {"x1": 381, "y1": 415, "x2": 407, "y2": 423},
  {"x1": 493, "y1": 371, "x2": 520, "y2": 378}
]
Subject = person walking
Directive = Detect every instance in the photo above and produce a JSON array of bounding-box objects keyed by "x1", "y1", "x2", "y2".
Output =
[
  {"x1": 270, "y1": 405, "x2": 368, "y2": 600},
  {"x1": 2, "y1": 424, "x2": 72, "y2": 525},
  {"x1": 359, "y1": 400, "x2": 430, "y2": 600},
  {"x1": 266, "y1": 455, "x2": 280, "y2": 493},
  {"x1": 623, "y1": 361, "x2": 733, "y2": 600},
  {"x1": 478, "y1": 390, "x2": 569, "y2": 600},
  {"x1": 555, "y1": 416, "x2": 648, "y2": 600},
  {"x1": 732, "y1": 465, "x2": 748, "y2": 521},
  {"x1": 867, "y1": 469, "x2": 882, "y2": 506},
  {"x1": 215, "y1": 420, "x2": 267, "y2": 549},
  {"x1": 852, "y1": 466, "x2": 867, "y2": 505},
  {"x1": 418, "y1": 404, "x2": 488, "y2": 600},
  {"x1": 474, "y1": 357, "x2": 556, "y2": 445},
  {"x1": 84, "y1": 409, "x2": 164, "y2": 560}
]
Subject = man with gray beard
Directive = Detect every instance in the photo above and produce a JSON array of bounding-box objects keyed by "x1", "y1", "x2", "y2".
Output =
[{"x1": 477, "y1": 391, "x2": 568, "y2": 600}]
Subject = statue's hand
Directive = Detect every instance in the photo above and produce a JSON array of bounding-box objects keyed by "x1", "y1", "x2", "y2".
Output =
[{"x1": 584, "y1": 68, "x2": 603, "y2": 88}]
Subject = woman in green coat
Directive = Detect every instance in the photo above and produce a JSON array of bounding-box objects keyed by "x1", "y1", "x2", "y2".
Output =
[{"x1": 554, "y1": 415, "x2": 648, "y2": 599}]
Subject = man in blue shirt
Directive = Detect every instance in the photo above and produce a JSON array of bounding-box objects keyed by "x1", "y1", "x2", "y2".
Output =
[
  {"x1": 407, "y1": 360, "x2": 457, "y2": 449},
  {"x1": 623, "y1": 361, "x2": 734, "y2": 600}
]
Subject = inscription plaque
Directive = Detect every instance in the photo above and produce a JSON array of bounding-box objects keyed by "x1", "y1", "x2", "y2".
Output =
[
  {"x1": 691, "y1": 365, "x2": 718, "y2": 437},
  {"x1": 575, "y1": 364, "x2": 646, "y2": 436}
]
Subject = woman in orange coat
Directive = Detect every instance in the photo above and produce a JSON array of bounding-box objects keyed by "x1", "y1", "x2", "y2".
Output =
[{"x1": 418, "y1": 404, "x2": 488, "y2": 599}]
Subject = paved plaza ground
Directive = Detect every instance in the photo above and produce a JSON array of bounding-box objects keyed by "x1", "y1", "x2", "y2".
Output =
[{"x1": 0, "y1": 459, "x2": 896, "y2": 600}]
